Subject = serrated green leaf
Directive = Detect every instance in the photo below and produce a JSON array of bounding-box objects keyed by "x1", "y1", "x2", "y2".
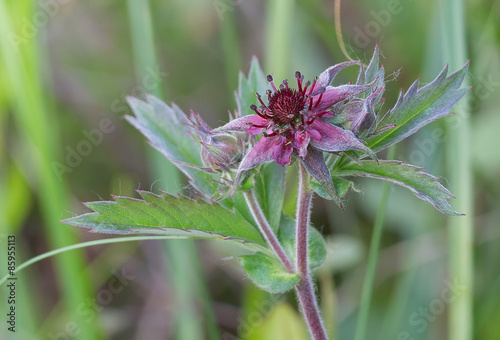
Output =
[
  {"x1": 126, "y1": 96, "x2": 218, "y2": 197},
  {"x1": 311, "y1": 177, "x2": 361, "y2": 203},
  {"x1": 236, "y1": 56, "x2": 268, "y2": 117},
  {"x1": 336, "y1": 160, "x2": 462, "y2": 216},
  {"x1": 366, "y1": 62, "x2": 469, "y2": 151},
  {"x1": 126, "y1": 96, "x2": 258, "y2": 227},
  {"x1": 239, "y1": 252, "x2": 299, "y2": 293},
  {"x1": 278, "y1": 215, "x2": 327, "y2": 270},
  {"x1": 63, "y1": 191, "x2": 267, "y2": 247},
  {"x1": 364, "y1": 46, "x2": 382, "y2": 84},
  {"x1": 358, "y1": 45, "x2": 385, "y2": 92}
]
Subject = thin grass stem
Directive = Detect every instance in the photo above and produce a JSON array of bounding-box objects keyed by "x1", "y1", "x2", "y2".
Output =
[
  {"x1": 0, "y1": 2, "x2": 103, "y2": 338},
  {"x1": 353, "y1": 145, "x2": 396, "y2": 340},
  {"x1": 441, "y1": 0, "x2": 473, "y2": 338},
  {"x1": 126, "y1": 1, "x2": 219, "y2": 339}
]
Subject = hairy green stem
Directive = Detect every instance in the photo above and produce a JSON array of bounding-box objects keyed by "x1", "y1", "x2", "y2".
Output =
[
  {"x1": 244, "y1": 190, "x2": 294, "y2": 273},
  {"x1": 295, "y1": 162, "x2": 328, "y2": 340}
]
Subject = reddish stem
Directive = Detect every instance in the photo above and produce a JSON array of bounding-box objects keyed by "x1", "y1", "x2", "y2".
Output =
[{"x1": 244, "y1": 190, "x2": 294, "y2": 273}]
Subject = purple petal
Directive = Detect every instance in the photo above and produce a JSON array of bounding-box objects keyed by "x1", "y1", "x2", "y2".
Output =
[
  {"x1": 299, "y1": 147, "x2": 341, "y2": 206},
  {"x1": 230, "y1": 136, "x2": 277, "y2": 196},
  {"x1": 273, "y1": 137, "x2": 293, "y2": 166},
  {"x1": 306, "y1": 126, "x2": 321, "y2": 141},
  {"x1": 216, "y1": 115, "x2": 268, "y2": 133},
  {"x1": 246, "y1": 125, "x2": 265, "y2": 135},
  {"x1": 314, "y1": 84, "x2": 370, "y2": 112},
  {"x1": 310, "y1": 61, "x2": 361, "y2": 96},
  {"x1": 309, "y1": 118, "x2": 373, "y2": 155},
  {"x1": 239, "y1": 136, "x2": 277, "y2": 171},
  {"x1": 294, "y1": 131, "x2": 310, "y2": 158}
]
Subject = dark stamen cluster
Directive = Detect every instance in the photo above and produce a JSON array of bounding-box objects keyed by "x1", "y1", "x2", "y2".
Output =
[
  {"x1": 267, "y1": 87, "x2": 305, "y2": 125},
  {"x1": 249, "y1": 71, "x2": 332, "y2": 139}
]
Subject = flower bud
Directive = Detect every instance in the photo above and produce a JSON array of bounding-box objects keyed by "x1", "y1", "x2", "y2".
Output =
[{"x1": 189, "y1": 111, "x2": 245, "y2": 172}]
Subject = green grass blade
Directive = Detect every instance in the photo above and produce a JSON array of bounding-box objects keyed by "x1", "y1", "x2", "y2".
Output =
[
  {"x1": 441, "y1": 0, "x2": 473, "y2": 339},
  {"x1": 127, "y1": 2, "x2": 220, "y2": 339},
  {"x1": 0, "y1": 236, "x2": 201, "y2": 286},
  {"x1": 126, "y1": 0, "x2": 164, "y2": 99},
  {"x1": 353, "y1": 146, "x2": 395, "y2": 340},
  {"x1": 219, "y1": 8, "x2": 243, "y2": 92},
  {"x1": 266, "y1": 0, "x2": 295, "y2": 80},
  {"x1": 0, "y1": 2, "x2": 103, "y2": 338}
]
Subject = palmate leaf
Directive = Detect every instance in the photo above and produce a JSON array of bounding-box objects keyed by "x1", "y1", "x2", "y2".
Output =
[
  {"x1": 335, "y1": 160, "x2": 462, "y2": 216},
  {"x1": 63, "y1": 191, "x2": 267, "y2": 249},
  {"x1": 366, "y1": 62, "x2": 469, "y2": 152}
]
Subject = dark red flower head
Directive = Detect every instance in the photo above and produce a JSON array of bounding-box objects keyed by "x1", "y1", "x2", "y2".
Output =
[
  {"x1": 218, "y1": 61, "x2": 375, "y2": 167},
  {"x1": 214, "y1": 60, "x2": 378, "y2": 199}
]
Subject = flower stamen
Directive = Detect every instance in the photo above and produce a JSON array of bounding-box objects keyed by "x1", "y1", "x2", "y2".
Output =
[
  {"x1": 267, "y1": 75, "x2": 277, "y2": 92},
  {"x1": 308, "y1": 76, "x2": 318, "y2": 96},
  {"x1": 313, "y1": 93, "x2": 324, "y2": 108},
  {"x1": 250, "y1": 104, "x2": 268, "y2": 119},
  {"x1": 295, "y1": 71, "x2": 303, "y2": 93}
]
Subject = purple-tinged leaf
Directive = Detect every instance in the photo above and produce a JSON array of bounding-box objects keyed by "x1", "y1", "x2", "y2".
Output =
[
  {"x1": 311, "y1": 60, "x2": 361, "y2": 96},
  {"x1": 126, "y1": 96, "x2": 218, "y2": 197},
  {"x1": 357, "y1": 45, "x2": 385, "y2": 91},
  {"x1": 336, "y1": 160, "x2": 463, "y2": 216},
  {"x1": 300, "y1": 147, "x2": 341, "y2": 207},
  {"x1": 366, "y1": 62, "x2": 469, "y2": 151}
]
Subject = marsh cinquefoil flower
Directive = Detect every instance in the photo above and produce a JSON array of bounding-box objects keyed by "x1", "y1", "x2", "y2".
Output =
[{"x1": 218, "y1": 61, "x2": 376, "y2": 197}]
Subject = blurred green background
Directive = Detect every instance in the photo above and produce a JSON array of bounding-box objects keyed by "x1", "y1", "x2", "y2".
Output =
[{"x1": 0, "y1": 0, "x2": 498, "y2": 339}]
